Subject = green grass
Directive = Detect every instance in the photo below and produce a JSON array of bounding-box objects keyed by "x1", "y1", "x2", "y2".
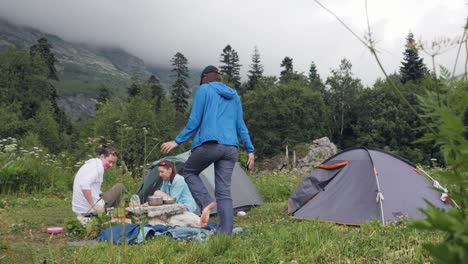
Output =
[
  {"x1": 55, "y1": 63, "x2": 130, "y2": 97},
  {"x1": 1, "y1": 188, "x2": 443, "y2": 263}
]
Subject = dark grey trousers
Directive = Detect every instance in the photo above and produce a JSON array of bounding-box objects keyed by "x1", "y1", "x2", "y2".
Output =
[{"x1": 183, "y1": 142, "x2": 238, "y2": 235}]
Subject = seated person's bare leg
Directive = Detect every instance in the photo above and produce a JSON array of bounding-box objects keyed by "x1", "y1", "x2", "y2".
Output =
[{"x1": 200, "y1": 201, "x2": 216, "y2": 227}]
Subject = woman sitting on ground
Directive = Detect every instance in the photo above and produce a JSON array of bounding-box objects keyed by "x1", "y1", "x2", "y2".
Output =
[{"x1": 153, "y1": 160, "x2": 197, "y2": 213}]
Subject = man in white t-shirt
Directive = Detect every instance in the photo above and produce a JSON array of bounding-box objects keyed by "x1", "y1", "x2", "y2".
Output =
[{"x1": 72, "y1": 145, "x2": 126, "y2": 216}]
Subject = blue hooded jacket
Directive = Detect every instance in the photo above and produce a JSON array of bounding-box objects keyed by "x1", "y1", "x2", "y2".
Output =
[{"x1": 175, "y1": 82, "x2": 254, "y2": 153}]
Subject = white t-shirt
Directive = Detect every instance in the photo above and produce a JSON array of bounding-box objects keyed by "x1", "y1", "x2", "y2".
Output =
[{"x1": 72, "y1": 158, "x2": 105, "y2": 215}]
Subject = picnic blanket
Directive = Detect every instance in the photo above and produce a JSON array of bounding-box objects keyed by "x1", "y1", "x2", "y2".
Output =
[{"x1": 97, "y1": 222, "x2": 218, "y2": 244}]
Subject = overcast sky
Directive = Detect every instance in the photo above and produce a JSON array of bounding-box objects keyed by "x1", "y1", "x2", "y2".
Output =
[{"x1": 0, "y1": 0, "x2": 466, "y2": 85}]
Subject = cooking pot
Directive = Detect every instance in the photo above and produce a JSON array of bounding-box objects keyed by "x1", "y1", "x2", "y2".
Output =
[
  {"x1": 163, "y1": 197, "x2": 176, "y2": 204},
  {"x1": 147, "y1": 196, "x2": 163, "y2": 206}
]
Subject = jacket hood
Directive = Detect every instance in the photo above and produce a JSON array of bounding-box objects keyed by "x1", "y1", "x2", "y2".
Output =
[{"x1": 209, "y1": 82, "x2": 237, "y2": 99}]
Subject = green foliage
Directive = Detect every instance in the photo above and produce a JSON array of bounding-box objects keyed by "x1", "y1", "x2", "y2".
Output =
[
  {"x1": 170, "y1": 52, "x2": 190, "y2": 114},
  {"x1": 0, "y1": 103, "x2": 29, "y2": 138},
  {"x1": 246, "y1": 46, "x2": 263, "y2": 92},
  {"x1": 0, "y1": 47, "x2": 50, "y2": 120},
  {"x1": 350, "y1": 74, "x2": 437, "y2": 162},
  {"x1": 251, "y1": 170, "x2": 304, "y2": 202},
  {"x1": 29, "y1": 37, "x2": 59, "y2": 81},
  {"x1": 65, "y1": 217, "x2": 86, "y2": 239},
  {"x1": 308, "y1": 61, "x2": 325, "y2": 94},
  {"x1": 219, "y1": 44, "x2": 242, "y2": 89},
  {"x1": 325, "y1": 58, "x2": 364, "y2": 144},
  {"x1": 56, "y1": 63, "x2": 128, "y2": 97},
  {"x1": 400, "y1": 32, "x2": 428, "y2": 84},
  {"x1": 411, "y1": 73, "x2": 468, "y2": 263},
  {"x1": 147, "y1": 74, "x2": 164, "y2": 111},
  {"x1": 0, "y1": 137, "x2": 74, "y2": 194},
  {"x1": 279, "y1": 56, "x2": 305, "y2": 84},
  {"x1": 80, "y1": 96, "x2": 176, "y2": 172},
  {"x1": 411, "y1": 203, "x2": 468, "y2": 263},
  {"x1": 30, "y1": 101, "x2": 63, "y2": 153},
  {"x1": 243, "y1": 78, "x2": 329, "y2": 157}
]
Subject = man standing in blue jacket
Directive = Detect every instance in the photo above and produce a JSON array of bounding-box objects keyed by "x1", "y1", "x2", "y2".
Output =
[{"x1": 161, "y1": 65, "x2": 255, "y2": 235}]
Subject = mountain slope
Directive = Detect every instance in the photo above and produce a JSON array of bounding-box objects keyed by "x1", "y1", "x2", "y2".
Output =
[
  {"x1": 0, "y1": 17, "x2": 150, "y2": 97},
  {"x1": 0, "y1": 17, "x2": 201, "y2": 121}
]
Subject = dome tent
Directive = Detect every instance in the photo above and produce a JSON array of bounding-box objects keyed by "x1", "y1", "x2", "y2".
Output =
[
  {"x1": 288, "y1": 147, "x2": 451, "y2": 225},
  {"x1": 136, "y1": 151, "x2": 263, "y2": 213}
]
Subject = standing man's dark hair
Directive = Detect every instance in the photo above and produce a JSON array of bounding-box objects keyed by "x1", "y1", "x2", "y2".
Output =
[
  {"x1": 199, "y1": 65, "x2": 223, "y2": 84},
  {"x1": 161, "y1": 65, "x2": 255, "y2": 235}
]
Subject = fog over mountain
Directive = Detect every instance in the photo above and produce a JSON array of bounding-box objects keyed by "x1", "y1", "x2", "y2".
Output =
[{"x1": 0, "y1": 0, "x2": 466, "y2": 85}]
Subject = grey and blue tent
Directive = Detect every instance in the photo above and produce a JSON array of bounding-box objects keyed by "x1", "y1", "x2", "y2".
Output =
[
  {"x1": 288, "y1": 147, "x2": 451, "y2": 225},
  {"x1": 136, "y1": 151, "x2": 263, "y2": 213}
]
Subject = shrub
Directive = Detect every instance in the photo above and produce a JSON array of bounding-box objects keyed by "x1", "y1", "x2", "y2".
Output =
[
  {"x1": 251, "y1": 170, "x2": 305, "y2": 203},
  {"x1": 0, "y1": 137, "x2": 74, "y2": 194}
]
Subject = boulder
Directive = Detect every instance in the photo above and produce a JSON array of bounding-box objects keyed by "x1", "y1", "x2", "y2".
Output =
[{"x1": 296, "y1": 137, "x2": 337, "y2": 171}]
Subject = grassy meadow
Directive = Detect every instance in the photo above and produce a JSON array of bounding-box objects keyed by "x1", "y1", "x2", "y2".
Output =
[{"x1": 0, "y1": 169, "x2": 445, "y2": 264}]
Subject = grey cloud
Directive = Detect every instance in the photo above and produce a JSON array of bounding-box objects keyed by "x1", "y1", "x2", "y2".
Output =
[{"x1": 0, "y1": 0, "x2": 465, "y2": 85}]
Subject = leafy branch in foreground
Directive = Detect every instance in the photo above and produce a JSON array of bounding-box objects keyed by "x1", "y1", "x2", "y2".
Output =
[{"x1": 411, "y1": 69, "x2": 468, "y2": 264}]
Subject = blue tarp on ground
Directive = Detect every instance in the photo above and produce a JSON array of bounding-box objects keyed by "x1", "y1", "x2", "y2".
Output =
[{"x1": 97, "y1": 222, "x2": 218, "y2": 244}]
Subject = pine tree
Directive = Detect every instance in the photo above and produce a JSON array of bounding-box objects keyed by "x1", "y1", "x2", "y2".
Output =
[
  {"x1": 308, "y1": 61, "x2": 325, "y2": 93},
  {"x1": 219, "y1": 45, "x2": 242, "y2": 89},
  {"x1": 28, "y1": 42, "x2": 69, "y2": 132},
  {"x1": 400, "y1": 32, "x2": 427, "y2": 83},
  {"x1": 96, "y1": 84, "x2": 112, "y2": 111},
  {"x1": 170, "y1": 52, "x2": 190, "y2": 114},
  {"x1": 308, "y1": 61, "x2": 319, "y2": 82},
  {"x1": 247, "y1": 46, "x2": 264, "y2": 91},
  {"x1": 148, "y1": 75, "x2": 164, "y2": 111},
  {"x1": 127, "y1": 72, "x2": 142, "y2": 98},
  {"x1": 30, "y1": 37, "x2": 59, "y2": 80},
  {"x1": 127, "y1": 83, "x2": 140, "y2": 97},
  {"x1": 280, "y1": 56, "x2": 294, "y2": 83}
]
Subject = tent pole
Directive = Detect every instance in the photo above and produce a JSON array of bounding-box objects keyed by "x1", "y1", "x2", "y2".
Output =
[{"x1": 364, "y1": 148, "x2": 385, "y2": 225}]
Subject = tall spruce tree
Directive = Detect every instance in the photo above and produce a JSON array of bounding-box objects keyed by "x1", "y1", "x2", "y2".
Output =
[
  {"x1": 148, "y1": 75, "x2": 164, "y2": 111},
  {"x1": 127, "y1": 67, "x2": 147, "y2": 98},
  {"x1": 170, "y1": 52, "x2": 190, "y2": 114},
  {"x1": 96, "y1": 84, "x2": 112, "y2": 111},
  {"x1": 29, "y1": 39, "x2": 70, "y2": 132},
  {"x1": 219, "y1": 45, "x2": 242, "y2": 89},
  {"x1": 30, "y1": 37, "x2": 59, "y2": 81},
  {"x1": 308, "y1": 61, "x2": 319, "y2": 82},
  {"x1": 308, "y1": 61, "x2": 325, "y2": 93},
  {"x1": 400, "y1": 32, "x2": 427, "y2": 83},
  {"x1": 247, "y1": 46, "x2": 264, "y2": 91},
  {"x1": 279, "y1": 56, "x2": 294, "y2": 83}
]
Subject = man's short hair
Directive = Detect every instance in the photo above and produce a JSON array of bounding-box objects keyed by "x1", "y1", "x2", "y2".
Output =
[{"x1": 99, "y1": 144, "x2": 118, "y2": 157}]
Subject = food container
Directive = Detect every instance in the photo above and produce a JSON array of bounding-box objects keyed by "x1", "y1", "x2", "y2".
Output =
[
  {"x1": 47, "y1": 227, "x2": 64, "y2": 234},
  {"x1": 147, "y1": 196, "x2": 163, "y2": 206},
  {"x1": 163, "y1": 197, "x2": 176, "y2": 204}
]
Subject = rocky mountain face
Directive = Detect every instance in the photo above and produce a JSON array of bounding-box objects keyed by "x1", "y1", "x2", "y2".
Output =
[
  {"x1": 0, "y1": 17, "x2": 201, "y2": 122},
  {"x1": 0, "y1": 17, "x2": 158, "y2": 121}
]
